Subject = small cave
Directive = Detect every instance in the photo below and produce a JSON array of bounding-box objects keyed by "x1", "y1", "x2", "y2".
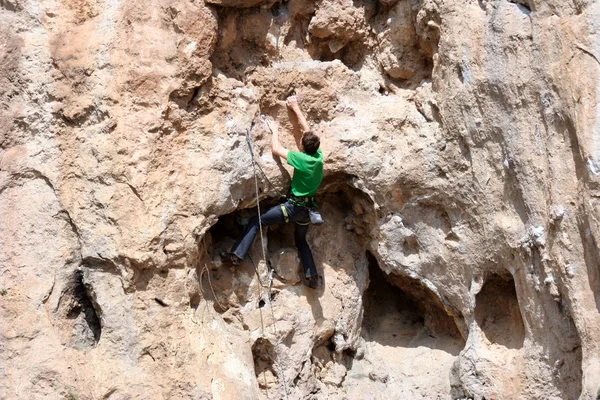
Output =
[
  {"x1": 474, "y1": 273, "x2": 525, "y2": 349},
  {"x1": 204, "y1": 198, "x2": 281, "y2": 313},
  {"x1": 362, "y1": 251, "x2": 464, "y2": 348},
  {"x1": 65, "y1": 269, "x2": 102, "y2": 348},
  {"x1": 306, "y1": 37, "x2": 370, "y2": 71},
  {"x1": 318, "y1": 172, "x2": 379, "y2": 226},
  {"x1": 252, "y1": 337, "x2": 279, "y2": 395},
  {"x1": 208, "y1": 206, "x2": 250, "y2": 246},
  {"x1": 209, "y1": 197, "x2": 283, "y2": 254}
]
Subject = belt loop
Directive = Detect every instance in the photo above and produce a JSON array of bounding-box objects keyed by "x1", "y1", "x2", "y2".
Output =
[{"x1": 280, "y1": 204, "x2": 289, "y2": 223}]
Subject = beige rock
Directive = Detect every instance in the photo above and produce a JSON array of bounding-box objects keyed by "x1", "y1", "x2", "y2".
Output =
[
  {"x1": 204, "y1": 0, "x2": 271, "y2": 8},
  {"x1": 2, "y1": 0, "x2": 600, "y2": 399},
  {"x1": 374, "y1": 1, "x2": 429, "y2": 81},
  {"x1": 271, "y1": 247, "x2": 302, "y2": 283}
]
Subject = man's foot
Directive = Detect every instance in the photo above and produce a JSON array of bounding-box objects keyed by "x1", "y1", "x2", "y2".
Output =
[
  {"x1": 305, "y1": 275, "x2": 318, "y2": 289},
  {"x1": 220, "y1": 252, "x2": 242, "y2": 266}
]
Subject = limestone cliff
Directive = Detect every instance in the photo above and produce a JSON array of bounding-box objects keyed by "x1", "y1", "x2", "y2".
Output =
[{"x1": 1, "y1": 0, "x2": 600, "y2": 399}]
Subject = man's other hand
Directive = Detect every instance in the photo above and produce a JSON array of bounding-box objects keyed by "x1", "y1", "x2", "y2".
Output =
[{"x1": 265, "y1": 118, "x2": 278, "y2": 133}]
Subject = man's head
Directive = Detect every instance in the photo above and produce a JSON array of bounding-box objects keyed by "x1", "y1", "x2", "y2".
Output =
[{"x1": 302, "y1": 131, "x2": 320, "y2": 154}]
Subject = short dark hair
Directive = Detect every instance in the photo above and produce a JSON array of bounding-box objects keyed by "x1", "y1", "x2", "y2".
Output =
[{"x1": 302, "y1": 131, "x2": 320, "y2": 154}]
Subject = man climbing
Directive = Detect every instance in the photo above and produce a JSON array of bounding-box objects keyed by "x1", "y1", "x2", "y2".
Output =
[{"x1": 221, "y1": 95, "x2": 324, "y2": 289}]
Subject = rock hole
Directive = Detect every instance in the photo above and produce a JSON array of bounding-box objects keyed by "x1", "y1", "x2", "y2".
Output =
[
  {"x1": 208, "y1": 208, "x2": 247, "y2": 246},
  {"x1": 67, "y1": 269, "x2": 102, "y2": 348},
  {"x1": 189, "y1": 293, "x2": 201, "y2": 310},
  {"x1": 305, "y1": 36, "x2": 369, "y2": 70},
  {"x1": 154, "y1": 298, "x2": 168, "y2": 307},
  {"x1": 269, "y1": 289, "x2": 278, "y2": 302},
  {"x1": 270, "y1": 1, "x2": 283, "y2": 17},
  {"x1": 474, "y1": 273, "x2": 525, "y2": 349},
  {"x1": 326, "y1": 339, "x2": 336, "y2": 353},
  {"x1": 190, "y1": 86, "x2": 201, "y2": 103},
  {"x1": 364, "y1": 251, "x2": 425, "y2": 341}
]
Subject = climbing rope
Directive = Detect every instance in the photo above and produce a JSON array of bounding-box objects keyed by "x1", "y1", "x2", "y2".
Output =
[
  {"x1": 245, "y1": 125, "x2": 290, "y2": 400},
  {"x1": 246, "y1": 128, "x2": 270, "y2": 282}
]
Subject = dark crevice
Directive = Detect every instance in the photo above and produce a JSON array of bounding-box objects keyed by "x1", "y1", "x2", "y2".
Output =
[
  {"x1": 190, "y1": 86, "x2": 201, "y2": 103},
  {"x1": 154, "y1": 298, "x2": 168, "y2": 307},
  {"x1": 575, "y1": 45, "x2": 600, "y2": 67},
  {"x1": 68, "y1": 269, "x2": 102, "y2": 346},
  {"x1": 270, "y1": 1, "x2": 284, "y2": 18},
  {"x1": 126, "y1": 182, "x2": 144, "y2": 203}
]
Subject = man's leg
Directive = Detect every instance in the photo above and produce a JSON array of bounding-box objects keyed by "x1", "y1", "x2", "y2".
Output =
[
  {"x1": 294, "y1": 222, "x2": 318, "y2": 278},
  {"x1": 229, "y1": 204, "x2": 285, "y2": 261}
]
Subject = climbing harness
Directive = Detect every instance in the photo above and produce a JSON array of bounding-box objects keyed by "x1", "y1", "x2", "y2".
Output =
[
  {"x1": 280, "y1": 204, "x2": 289, "y2": 223},
  {"x1": 245, "y1": 123, "x2": 290, "y2": 400}
]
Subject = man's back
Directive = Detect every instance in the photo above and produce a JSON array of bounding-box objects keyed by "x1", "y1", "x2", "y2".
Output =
[{"x1": 287, "y1": 149, "x2": 324, "y2": 197}]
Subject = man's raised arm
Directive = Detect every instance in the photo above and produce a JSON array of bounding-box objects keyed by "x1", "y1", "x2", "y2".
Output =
[
  {"x1": 269, "y1": 120, "x2": 289, "y2": 160},
  {"x1": 287, "y1": 95, "x2": 310, "y2": 133}
]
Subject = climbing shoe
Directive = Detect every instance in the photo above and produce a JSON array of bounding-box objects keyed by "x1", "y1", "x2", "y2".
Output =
[
  {"x1": 220, "y1": 252, "x2": 242, "y2": 266},
  {"x1": 305, "y1": 275, "x2": 318, "y2": 290}
]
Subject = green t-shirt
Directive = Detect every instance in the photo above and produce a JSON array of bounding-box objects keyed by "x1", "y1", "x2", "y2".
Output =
[{"x1": 287, "y1": 149, "x2": 324, "y2": 197}]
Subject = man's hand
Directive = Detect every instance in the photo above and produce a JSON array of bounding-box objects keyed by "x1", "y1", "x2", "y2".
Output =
[{"x1": 286, "y1": 95, "x2": 300, "y2": 111}]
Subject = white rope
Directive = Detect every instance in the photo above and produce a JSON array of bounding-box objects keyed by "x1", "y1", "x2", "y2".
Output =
[{"x1": 246, "y1": 127, "x2": 290, "y2": 400}]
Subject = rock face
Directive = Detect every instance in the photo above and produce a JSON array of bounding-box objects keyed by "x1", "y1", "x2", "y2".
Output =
[{"x1": 1, "y1": 0, "x2": 600, "y2": 399}]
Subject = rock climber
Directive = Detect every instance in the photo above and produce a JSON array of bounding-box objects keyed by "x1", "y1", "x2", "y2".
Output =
[{"x1": 221, "y1": 95, "x2": 324, "y2": 289}]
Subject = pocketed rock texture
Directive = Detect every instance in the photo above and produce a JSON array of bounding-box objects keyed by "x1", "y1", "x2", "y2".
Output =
[{"x1": 1, "y1": 0, "x2": 600, "y2": 399}]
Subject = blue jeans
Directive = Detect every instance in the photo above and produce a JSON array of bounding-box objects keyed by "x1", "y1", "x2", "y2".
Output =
[{"x1": 230, "y1": 201, "x2": 317, "y2": 278}]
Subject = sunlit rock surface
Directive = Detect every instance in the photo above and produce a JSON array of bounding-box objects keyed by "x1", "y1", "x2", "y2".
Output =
[{"x1": 1, "y1": 0, "x2": 600, "y2": 399}]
